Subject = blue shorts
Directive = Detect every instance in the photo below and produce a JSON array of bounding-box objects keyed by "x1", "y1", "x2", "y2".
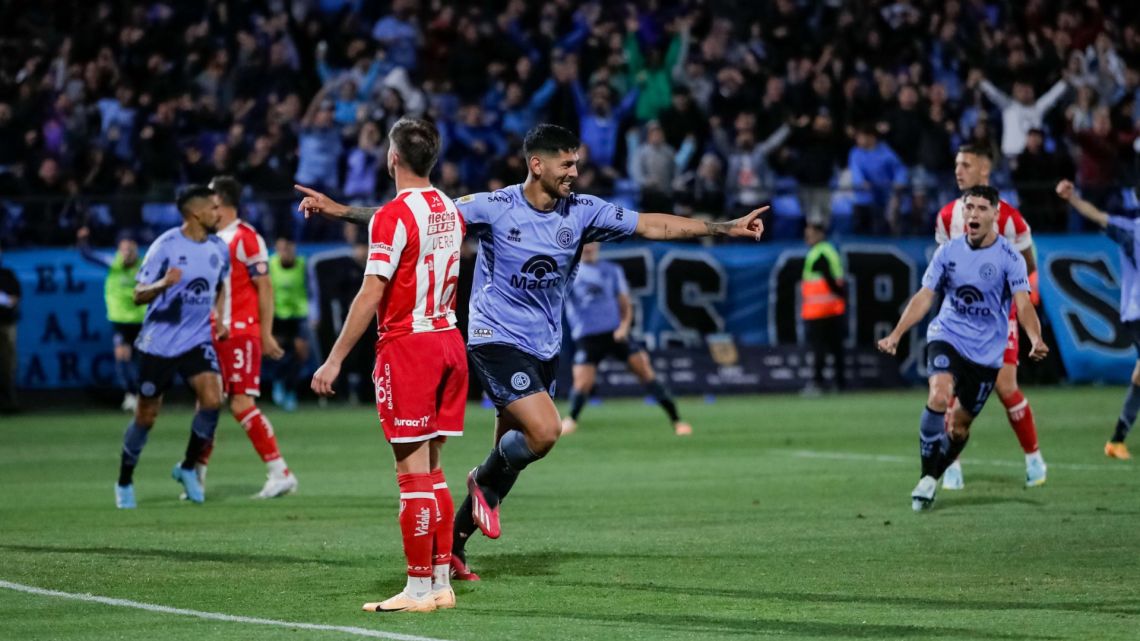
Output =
[
  {"x1": 469, "y1": 343, "x2": 558, "y2": 408},
  {"x1": 137, "y1": 343, "x2": 220, "y2": 398},
  {"x1": 927, "y1": 340, "x2": 999, "y2": 417}
]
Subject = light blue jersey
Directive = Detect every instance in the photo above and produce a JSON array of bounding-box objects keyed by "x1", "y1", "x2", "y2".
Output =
[
  {"x1": 1106, "y1": 216, "x2": 1140, "y2": 322},
  {"x1": 457, "y1": 185, "x2": 640, "y2": 359},
  {"x1": 135, "y1": 227, "x2": 230, "y2": 358},
  {"x1": 565, "y1": 260, "x2": 628, "y2": 340},
  {"x1": 922, "y1": 235, "x2": 1029, "y2": 368}
]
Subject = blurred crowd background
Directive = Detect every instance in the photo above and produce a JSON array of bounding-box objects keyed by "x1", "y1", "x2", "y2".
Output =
[{"x1": 1, "y1": 0, "x2": 1139, "y2": 248}]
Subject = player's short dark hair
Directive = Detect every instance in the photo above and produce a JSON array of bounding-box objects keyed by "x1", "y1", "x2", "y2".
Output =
[
  {"x1": 523, "y1": 124, "x2": 579, "y2": 158},
  {"x1": 208, "y1": 175, "x2": 242, "y2": 208},
  {"x1": 175, "y1": 184, "x2": 215, "y2": 216},
  {"x1": 388, "y1": 117, "x2": 440, "y2": 178},
  {"x1": 957, "y1": 143, "x2": 992, "y2": 162},
  {"x1": 962, "y1": 184, "x2": 1000, "y2": 207}
]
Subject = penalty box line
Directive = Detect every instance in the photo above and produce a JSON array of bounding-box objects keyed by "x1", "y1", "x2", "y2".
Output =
[
  {"x1": 788, "y1": 450, "x2": 1131, "y2": 472},
  {"x1": 0, "y1": 580, "x2": 454, "y2": 641}
]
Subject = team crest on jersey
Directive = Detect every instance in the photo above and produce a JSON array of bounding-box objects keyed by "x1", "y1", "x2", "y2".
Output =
[
  {"x1": 510, "y1": 372, "x2": 531, "y2": 391},
  {"x1": 979, "y1": 263, "x2": 997, "y2": 281},
  {"x1": 556, "y1": 227, "x2": 575, "y2": 248},
  {"x1": 209, "y1": 254, "x2": 219, "y2": 268}
]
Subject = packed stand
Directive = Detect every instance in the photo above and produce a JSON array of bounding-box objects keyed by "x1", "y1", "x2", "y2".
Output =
[{"x1": 1, "y1": 0, "x2": 1140, "y2": 247}]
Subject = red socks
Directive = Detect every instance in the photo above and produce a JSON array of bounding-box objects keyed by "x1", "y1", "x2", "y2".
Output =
[
  {"x1": 1001, "y1": 390, "x2": 1039, "y2": 454},
  {"x1": 236, "y1": 406, "x2": 282, "y2": 463},
  {"x1": 430, "y1": 468, "x2": 454, "y2": 567},
  {"x1": 397, "y1": 473, "x2": 436, "y2": 578}
]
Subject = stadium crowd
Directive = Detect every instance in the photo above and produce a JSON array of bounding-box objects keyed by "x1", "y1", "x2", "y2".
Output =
[{"x1": 1, "y1": 0, "x2": 1140, "y2": 246}]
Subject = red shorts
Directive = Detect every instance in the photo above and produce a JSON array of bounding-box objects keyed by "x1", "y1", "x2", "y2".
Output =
[
  {"x1": 1004, "y1": 306, "x2": 1019, "y2": 366},
  {"x1": 216, "y1": 334, "x2": 262, "y2": 397},
  {"x1": 374, "y1": 329, "x2": 468, "y2": 443}
]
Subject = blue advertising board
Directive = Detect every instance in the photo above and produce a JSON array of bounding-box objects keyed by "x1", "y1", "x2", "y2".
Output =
[{"x1": 3, "y1": 233, "x2": 1130, "y2": 389}]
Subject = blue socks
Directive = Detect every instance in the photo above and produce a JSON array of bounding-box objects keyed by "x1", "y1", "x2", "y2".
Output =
[
  {"x1": 498, "y1": 429, "x2": 541, "y2": 473},
  {"x1": 182, "y1": 409, "x2": 220, "y2": 470},
  {"x1": 1113, "y1": 383, "x2": 1140, "y2": 443},
  {"x1": 646, "y1": 379, "x2": 680, "y2": 422},
  {"x1": 919, "y1": 406, "x2": 948, "y2": 478},
  {"x1": 118, "y1": 421, "x2": 150, "y2": 486},
  {"x1": 568, "y1": 389, "x2": 587, "y2": 420},
  {"x1": 115, "y1": 358, "x2": 139, "y2": 393},
  {"x1": 474, "y1": 429, "x2": 542, "y2": 506}
]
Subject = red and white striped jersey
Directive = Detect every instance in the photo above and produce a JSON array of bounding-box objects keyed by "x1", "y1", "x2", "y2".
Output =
[
  {"x1": 216, "y1": 219, "x2": 270, "y2": 339},
  {"x1": 366, "y1": 187, "x2": 466, "y2": 341},
  {"x1": 935, "y1": 198, "x2": 1032, "y2": 252}
]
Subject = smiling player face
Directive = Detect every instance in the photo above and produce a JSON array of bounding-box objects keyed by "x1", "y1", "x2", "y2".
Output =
[
  {"x1": 962, "y1": 195, "x2": 997, "y2": 246},
  {"x1": 532, "y1": 149, "x2": 579, "y2": 199}
]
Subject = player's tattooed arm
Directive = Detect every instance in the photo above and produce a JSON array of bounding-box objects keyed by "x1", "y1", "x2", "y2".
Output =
[
  {"x1": 636, "y1": 206, "x2": 767, "y2": 241},
  {"x1": 340, "y1": 206, "x2": 376, "y2": 226},
  {"x1": 295, "y1": 184, "x2": 374, "y2": 226}
]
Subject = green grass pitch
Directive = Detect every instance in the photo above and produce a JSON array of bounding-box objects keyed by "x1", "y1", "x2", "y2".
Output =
[{"x1": 1, "y1": 387, "x2": 1137, "y2": 640}]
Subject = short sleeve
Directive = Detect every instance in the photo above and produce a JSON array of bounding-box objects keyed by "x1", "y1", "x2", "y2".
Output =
[
  {"x1": 237, "y1": 230, "x2": 270, "y2": 278},
  {"x1": 934, "y1": 203, "x2": 954, "y2": 245},
  {"x1": 454, "y1": 192, "x2": 493, "y2": 226},
  {"x1": 365, "y1": 205, "x2": 407, "y2": 280},
  {"x1": 921, "y1": 244, "x2": 948, "y2": 292},
  {"x1": 136, "y1": 240, "x2": 168, "y2": 285},
  {"x1": 1006, "y1": 249, "x2": 1030, "y2": 294},
  {"x1": 1003, "y1": 204, "x2": 1033, "y2": 252},
  {"x1": 582, "y1": 196, "x2": 639, "y2": 243},
  {"x1": 1107, "y1": 216, "x2": 1137, "y2": 249}
]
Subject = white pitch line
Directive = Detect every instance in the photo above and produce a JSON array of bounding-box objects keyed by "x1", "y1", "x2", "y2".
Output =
[
  {"x1": 0, "y1": 580, "x2": 453, "y2": 641},
  {"x1": 788, "y1": 450, "x2": 1132, "y2": 472}
]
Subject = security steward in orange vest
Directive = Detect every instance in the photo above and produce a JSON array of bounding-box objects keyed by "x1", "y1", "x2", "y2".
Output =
[{"x1": 800, "y1": 223, "x2": 847, "y2": 393}]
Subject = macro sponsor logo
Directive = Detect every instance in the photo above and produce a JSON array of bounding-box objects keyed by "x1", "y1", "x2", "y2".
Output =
[
  {"x1": 509, "y1": 255, "x2": 561, "y2": 290},
  {"x1": 951, "y1": 284, "x2": 991, "y2": 316},
  {"x1": 488, "y1": 194, "x2": 511, "y2": 204},
  {"x1": 183, "y1": 277, "x2": 213, "y2": 305}
]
